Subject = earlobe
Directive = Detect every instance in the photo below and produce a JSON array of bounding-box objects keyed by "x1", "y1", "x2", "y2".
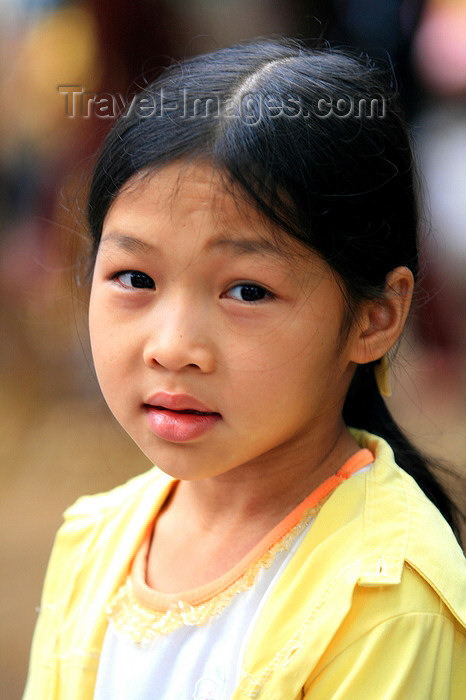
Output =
[{"x1": 350, "y1": 266, "x2": 414, "y2": 365}]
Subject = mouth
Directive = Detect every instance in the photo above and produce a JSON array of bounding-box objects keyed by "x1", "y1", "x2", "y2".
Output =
[
  {"x1": 144, "y1": 393, "x2": 221, "y2": 442},
  {"x1": 149, "y1": 406, "x2": 219, "y2": 416},
  {"x1": 145, "y1": 392, "x2": 218, "y2": 414}
]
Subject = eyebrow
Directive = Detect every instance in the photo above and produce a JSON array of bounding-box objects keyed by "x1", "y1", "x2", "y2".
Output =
[
  {"x1": 206, "y1": 236, "x2": 284, "y2": 258},
  {"x1": 99, "y1": 233, "x2": 156, "y2": 254},
  {"x1": 100, "y1": 232, "x2": 285, "y2": 258}
]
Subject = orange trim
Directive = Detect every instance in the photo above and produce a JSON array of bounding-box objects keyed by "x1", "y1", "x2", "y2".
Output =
[{"x1": 132, "y1": 448, "x2": 374, "y2": 610}]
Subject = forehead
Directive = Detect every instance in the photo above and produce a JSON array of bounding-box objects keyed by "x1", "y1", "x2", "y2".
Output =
[
  {"x1": 106, "y1": 161, "x2": 247, "y2": 226},
  {"x1": 101, "y1": 160, "x2": 305, "y2": 261}
]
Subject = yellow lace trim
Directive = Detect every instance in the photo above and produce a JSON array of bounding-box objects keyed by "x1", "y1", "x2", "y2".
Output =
[{"x1": 107, "y1": 503, "x2": 322, "y2": 645}]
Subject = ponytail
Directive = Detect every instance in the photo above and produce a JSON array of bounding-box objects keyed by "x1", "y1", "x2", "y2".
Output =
[{"x1": 343, "y1": 363, "x2": 462, "y2": 543}]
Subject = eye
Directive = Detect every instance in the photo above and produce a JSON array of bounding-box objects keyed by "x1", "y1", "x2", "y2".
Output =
[
  {"x1": 114, "y1": 271, "x2": 155, "y2": 289},
  {"x1": 226, "y1": 283, "x2": 272, "y2": 302}
]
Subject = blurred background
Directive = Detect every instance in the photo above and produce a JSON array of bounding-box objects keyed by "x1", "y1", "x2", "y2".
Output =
[{"x1": 1, "y1": 1, "x2": 465, "y2": 696}]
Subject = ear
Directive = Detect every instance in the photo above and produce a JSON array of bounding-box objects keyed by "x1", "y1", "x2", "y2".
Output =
[{"x1": 349, "y1": 267, "x2": 414, "y2": 365}]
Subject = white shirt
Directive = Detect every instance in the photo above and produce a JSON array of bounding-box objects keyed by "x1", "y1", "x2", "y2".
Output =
[{"x1": 94, "y1": 523, "x2": 312, "y2": 700}]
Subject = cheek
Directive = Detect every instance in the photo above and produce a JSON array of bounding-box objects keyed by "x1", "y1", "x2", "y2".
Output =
[
  {"x1": 246, "y1": 308, "x2": 341, "y2": 376},
  {"x1": 88, "y1": 285, "x2": 103, "y2": 354},
  {"x1": 241, "y1": 313, "x2": 347, "y2": 416},
  {"x1": 89, "y1": 294, "x2": 125, "y2": 384},
  {"x1": 227, "y1": 323, "x2": 340, "y2": 412},
  {"x1": 89, "y1": 304, "x2": 108, "y2": 374}
]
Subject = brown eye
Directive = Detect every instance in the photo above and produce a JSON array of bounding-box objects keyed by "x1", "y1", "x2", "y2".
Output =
[
  {"x1": 227, "y1": 284, "x2": 271, "y2": 302},
  {"x1": 115, "y1": 271, "x2": 155, "y2": 289}
]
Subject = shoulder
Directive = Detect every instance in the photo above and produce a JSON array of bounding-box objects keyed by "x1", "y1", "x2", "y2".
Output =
[
  {"x1": 252, "y1": 429, "x2": 465, "y2": 648},
  {"x1": 61, "y1": 465, "x2": 174, "y2": 535},
  {"x1": 240, "y1": 433, "x2": 465, "y2": 698},
  {"x1": 34, "y1": 466, "x2": 175, "y2": 638},
  {"x1": 44, "y1": 466, "x2": 175, "y2": 589},
  {"x1": 347, "y1": 430, "x2": 466, "y2": 627},
  {"x1": 303, "y1": 453, "x2": 466, "y2": 699},
  {"x1": 24, "y1": 467, "x2": 175, "y2": 699},
  {"x1": 63, "y1": 465, "x2": 173, "y2": 523}
]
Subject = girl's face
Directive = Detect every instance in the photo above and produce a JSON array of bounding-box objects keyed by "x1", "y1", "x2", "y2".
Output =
[{"x1": 89, "y1": 162, "x2": 361, "y2": 482}]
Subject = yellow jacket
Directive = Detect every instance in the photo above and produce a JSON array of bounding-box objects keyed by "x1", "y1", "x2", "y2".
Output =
[{"x1": 24, "y1": 431, "x2": 466, "y2": 699}]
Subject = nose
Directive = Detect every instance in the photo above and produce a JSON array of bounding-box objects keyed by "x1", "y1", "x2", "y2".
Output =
[{"x1": 143, "y1": 296, "x2": 216, "y2": 374}]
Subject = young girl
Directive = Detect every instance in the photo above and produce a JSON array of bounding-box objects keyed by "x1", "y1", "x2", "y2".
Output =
[{"x1": 24, "y1": 38, "x2": 465, "y2": 699}]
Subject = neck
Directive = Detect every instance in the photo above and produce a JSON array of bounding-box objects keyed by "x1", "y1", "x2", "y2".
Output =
[{"x1": 171, "y1": 420, "x2": 360, "y2": 535}]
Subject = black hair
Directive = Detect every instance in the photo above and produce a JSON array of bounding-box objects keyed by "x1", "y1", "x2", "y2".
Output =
[{"x1": 87, "y1": 37, "x2": 460, "y2": 540}]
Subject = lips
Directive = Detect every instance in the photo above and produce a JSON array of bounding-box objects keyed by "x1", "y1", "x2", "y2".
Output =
[
  {"x1": 145, "y1": 392, "x2": 216, "y2": 414},
  {"x1": 144, "y1": 392, "x2": 221, "y2": 442}
]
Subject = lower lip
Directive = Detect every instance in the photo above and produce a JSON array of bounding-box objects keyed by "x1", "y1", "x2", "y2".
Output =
[{"x1": 145, "y1": 407, "x2": 221, "y2": 442}]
